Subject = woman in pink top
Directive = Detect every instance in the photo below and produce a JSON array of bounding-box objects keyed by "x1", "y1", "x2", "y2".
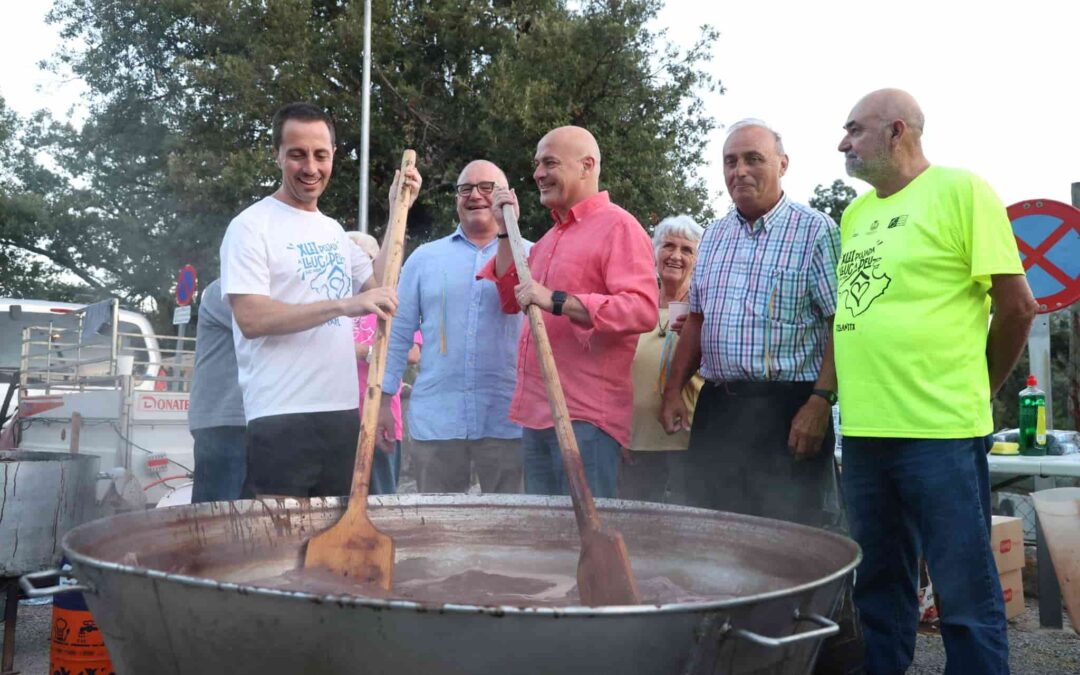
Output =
[{"x1": 352, "y1": 314, "x2": 420, "y2": 494}]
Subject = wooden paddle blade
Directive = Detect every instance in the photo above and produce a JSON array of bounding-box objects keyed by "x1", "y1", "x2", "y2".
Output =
[
  {"x1": 304, "y1": 512, "x2": 395, "y2": 590},
  {"x1": 577, "y1": 527, "x2": 640, "y2": 606}
]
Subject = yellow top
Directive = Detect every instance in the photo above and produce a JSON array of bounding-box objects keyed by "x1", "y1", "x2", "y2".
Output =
[
  {"x1": 834, "y1": 166, "x2": 1023, "y2": 438},
  {"x1": 629, "y1": 307, "x2": 704, "y2": 451}
]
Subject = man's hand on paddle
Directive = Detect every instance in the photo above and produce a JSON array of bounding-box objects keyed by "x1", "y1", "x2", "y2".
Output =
[
  {"x1": 388, "y1": 166, "x2": 423, "y2": 208},
  {"x1": 787, "y1": 394, "x2": 830, "y2": 458},
  {"x1": 514, "y1": 278, "x2": 555, "y2": 312},
  {"x1": 344, "y1": 286, "x2": 398, "y2": 320},
  {"x1": 491, "y1": 187, "x2": 520, "y2": 232}
]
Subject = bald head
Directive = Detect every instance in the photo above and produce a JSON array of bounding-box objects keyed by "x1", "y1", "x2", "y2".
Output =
[
  {"x1": 533, "y1": 125, "x2": 603, "y2": 218},
  {"x1": 540, "y1": 126, "x2": 602, "y2": 168},
  {"x1": 853, "y1": 88, "x2": 925, "y2": 137},
  {"x1": 840, "y1": 88, "x2": 930, "y2": 193}
]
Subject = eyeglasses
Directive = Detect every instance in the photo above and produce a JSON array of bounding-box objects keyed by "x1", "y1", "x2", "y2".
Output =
[{"x1": 455, "y1": 181, "x2": 499, "y2": 196}]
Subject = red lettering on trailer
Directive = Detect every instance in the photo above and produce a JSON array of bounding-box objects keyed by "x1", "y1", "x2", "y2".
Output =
[{"x1": 138, "y1": 396, "x2": 189, "y2": 412}]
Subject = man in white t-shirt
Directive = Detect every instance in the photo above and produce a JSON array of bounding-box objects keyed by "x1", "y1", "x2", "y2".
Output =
[{"x1": 220, "y1": 102, "x2": 421, "y2": 497}]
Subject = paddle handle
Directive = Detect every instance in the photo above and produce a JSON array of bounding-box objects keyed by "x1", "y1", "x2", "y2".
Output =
[
  {"x1": 350, "y1": 150, "x2": 417, "y2": 509},
  {"x1": 501, "y1": 205, "x2": 601, "y2": 535}
]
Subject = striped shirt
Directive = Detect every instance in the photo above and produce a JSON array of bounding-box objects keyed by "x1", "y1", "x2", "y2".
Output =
[{"x1": 689, "y1": 194, "x2": 840, "y2": 382}]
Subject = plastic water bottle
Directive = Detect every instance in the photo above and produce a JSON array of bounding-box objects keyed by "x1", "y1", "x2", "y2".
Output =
[{"x1": 1018, "y1": 375, "x2": 1047, "y2": 456}]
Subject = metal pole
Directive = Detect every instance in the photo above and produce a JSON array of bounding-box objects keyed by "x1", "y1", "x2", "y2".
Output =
[
  {"x1": 172, "y1": 324, "x2": 186, "y2": 393},
  {"x1": 359, "y1": 0, "x2": 373, "y2": 234},
  {"x1": 1070, "y1": 183, "x2": 1080, "y2": 429}
]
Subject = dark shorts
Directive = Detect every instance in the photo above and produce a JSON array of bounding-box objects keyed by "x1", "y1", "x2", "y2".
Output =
[{"x1": 241, "y1": 409, "x2": 360, "y2": 498}]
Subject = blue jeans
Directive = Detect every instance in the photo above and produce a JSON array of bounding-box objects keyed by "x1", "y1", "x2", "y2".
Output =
[
  {"x1": 842, "y1": 436, "x2": 1009, "y2": 675},
  {"x1": 369, "y1": 441, "x2": 401, "y2": 496},
  {"x1": 191, "y1": 426, "x2": 247, "y2": 503},
  {"x1": 521, "y1": 422, "x2": 619, "y2": 498}
]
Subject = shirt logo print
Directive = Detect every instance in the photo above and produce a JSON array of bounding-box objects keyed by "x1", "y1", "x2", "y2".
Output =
[
  {"x1": 887, "y1": 215, "x2": 909, "y2": 229},
  {"x1": 837, "y1": 244, "x2": 892, "y2": 317},
  {"x1": 289, "y1": 240, "x2": 350, "y2": 302}
]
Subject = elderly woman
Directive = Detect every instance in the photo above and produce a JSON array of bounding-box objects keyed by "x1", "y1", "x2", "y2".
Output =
[{"x1": 620, "y1": 215, "x2": 705, "y2": 504}]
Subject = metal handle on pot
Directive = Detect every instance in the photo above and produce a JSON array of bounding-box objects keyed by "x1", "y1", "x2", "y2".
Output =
[
  {"x1": 729, "y1": 609, "x2": 838, "y2": 648},
  {"x1": 19, "y1": 568, "x2": 94, "y2": 597}
]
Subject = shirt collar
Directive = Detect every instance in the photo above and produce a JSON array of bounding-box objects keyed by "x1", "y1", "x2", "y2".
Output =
[
  {"x1": 451, "y1": 224, "x2": 499, "y2": 250},
  {"x1": 734, "y1": 193, "x2": 789, "y2": 235},
  {"x1": 551, "y1": 191, "x2": 611, "y2": 228}
]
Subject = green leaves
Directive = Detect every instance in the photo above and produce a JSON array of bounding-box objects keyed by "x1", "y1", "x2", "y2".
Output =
[
  {"x1": 4, "y1": 0, "x2": 719, "y2": 317},
  {"x1": 810, "y1": 179, "x2": 857, "y2": 224}
]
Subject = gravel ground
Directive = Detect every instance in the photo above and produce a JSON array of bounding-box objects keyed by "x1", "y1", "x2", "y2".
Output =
[
  {"x1": 5, "y1": 596, "x2": 1075, "y2": 674},
  {"x1": 910, "y1": 602, "x2": 1079, "y2": 674}
]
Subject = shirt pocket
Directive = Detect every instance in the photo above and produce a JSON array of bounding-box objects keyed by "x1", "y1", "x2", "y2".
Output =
[{"x1": 733, "y1": 263, "x2": 810, "y2": 326}]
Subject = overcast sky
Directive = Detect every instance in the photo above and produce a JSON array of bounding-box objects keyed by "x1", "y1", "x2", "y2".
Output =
[{"x1": 3, "y1": 0, "x2": 1078, "y2": 215}]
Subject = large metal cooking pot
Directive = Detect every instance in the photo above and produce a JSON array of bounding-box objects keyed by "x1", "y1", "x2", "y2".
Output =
[
  {"x1": 28, "y1": 495, "x2": 859, "y2": 675},
  {"x1": 1, "y1": 449, "x2": 99, "y2": 576}
]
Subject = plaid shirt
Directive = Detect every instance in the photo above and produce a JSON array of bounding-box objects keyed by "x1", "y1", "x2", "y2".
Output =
[{"x1": 690, "y1": 194, "x2": 840, "y2": 382}]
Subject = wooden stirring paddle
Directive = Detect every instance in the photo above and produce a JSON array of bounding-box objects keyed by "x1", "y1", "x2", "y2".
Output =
[
  {"x1": 501, "y1": 204, "x2": 641, "y2": 606},
  {"x1": 304, "y1": 150, "x2": 416, "y2": 588}
]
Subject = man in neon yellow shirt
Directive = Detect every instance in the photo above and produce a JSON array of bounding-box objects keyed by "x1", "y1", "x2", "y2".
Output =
[{"x1": 835, "y1": 89, "x2": 1036, "y2": 675}]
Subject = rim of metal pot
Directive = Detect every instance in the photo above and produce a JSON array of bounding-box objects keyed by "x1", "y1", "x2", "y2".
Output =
[
  {"x1": 62, "y1": 494, "x2": 862, "y2": 618},
  {"x1": 1, "y1": 448, "x2": 101, "y2": 463}
]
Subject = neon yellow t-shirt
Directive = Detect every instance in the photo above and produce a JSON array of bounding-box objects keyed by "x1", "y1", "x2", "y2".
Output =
[{"x1": 834, "y1": 166, "x2": 1023, "y2": 438}]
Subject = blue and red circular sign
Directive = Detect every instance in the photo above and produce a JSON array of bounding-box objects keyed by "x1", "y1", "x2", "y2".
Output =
[
  {"x1": 175, "y1": 265, "x2": 198, "y2": 306},
  {"x1": 1008, "y1": 199, "x2": 1080, "y2": 313}
]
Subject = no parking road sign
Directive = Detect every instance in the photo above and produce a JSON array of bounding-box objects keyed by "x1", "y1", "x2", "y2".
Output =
[
  {"x1": 1008, "y1": 199, "x2": 1080, "y2": 313},
  {"x1": 175, "y1": 264, "x2": 198, "y2": 307}
]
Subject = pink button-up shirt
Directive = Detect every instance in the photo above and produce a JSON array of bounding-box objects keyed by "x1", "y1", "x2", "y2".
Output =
[{"x1": 477, "y1": 191, "x2": 658, "y2": 446}]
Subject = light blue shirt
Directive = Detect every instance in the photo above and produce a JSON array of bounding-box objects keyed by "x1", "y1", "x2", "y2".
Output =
[{"x1": 383, "y1": 226, "x2": 528, "y2": 440}]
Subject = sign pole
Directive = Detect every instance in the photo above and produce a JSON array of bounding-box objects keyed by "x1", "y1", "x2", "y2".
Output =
[
  {"x1": 1071, "y1": 183, "x2": 1080, "y2": 430},
  {"x1": 1028, "y1": 315, "x2": 1054, "y2": 429},
  {"x1": 173, "y1": 323, "x2": 186, "y2": 393},
  {"x1": 173, "y1": 265, "x2": 197, "y2": 393}
]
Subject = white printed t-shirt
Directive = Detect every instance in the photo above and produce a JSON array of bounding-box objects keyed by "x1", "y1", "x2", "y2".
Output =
[{"x1": 220, "y1": 196, "x2": 373, "y2": 422}]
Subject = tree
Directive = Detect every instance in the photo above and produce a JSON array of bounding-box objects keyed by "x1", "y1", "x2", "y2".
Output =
[
  {"x1": 5, "y1": 0, "x2": 719, "y2": 319},
  {"x1": 0, "y1": 97, "x2": 84, "y2": 300},
  {"x1": 809, "y1": 179, "x2": 857, "y2": 224}
]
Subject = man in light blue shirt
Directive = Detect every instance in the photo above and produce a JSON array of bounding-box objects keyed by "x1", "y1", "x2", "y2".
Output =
[{"x1": 378, "y1": 160, "x2": 527, "y2": 493}]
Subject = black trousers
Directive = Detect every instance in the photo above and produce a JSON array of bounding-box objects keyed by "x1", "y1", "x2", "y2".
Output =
[
  {"x1": 682, "y1": 380, "x2": 845, "y2": 532},
  {"x1": 241, "y1": 408, "x2": 360, "y2": 498}
]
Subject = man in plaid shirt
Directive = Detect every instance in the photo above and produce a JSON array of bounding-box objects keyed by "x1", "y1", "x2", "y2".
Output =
[{"x1": 660, "y1": 119, "x2": 844, "y2": 531}]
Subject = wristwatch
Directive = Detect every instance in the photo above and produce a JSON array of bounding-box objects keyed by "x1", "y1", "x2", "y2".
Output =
[
  {"x1": 811, "y1": 388, "x2": 838, "y2": 405},
  {"x1": 551, "y1": 290, "x2": 568, "y2": 316}
]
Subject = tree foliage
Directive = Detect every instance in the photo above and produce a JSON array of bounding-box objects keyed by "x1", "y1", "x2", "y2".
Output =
[
  {"x1": 1, "y1": 0, "x2": 719, "y2": 318},
  {"x1": 809, "y1": 179, "x2": 857, "y2": 225}
]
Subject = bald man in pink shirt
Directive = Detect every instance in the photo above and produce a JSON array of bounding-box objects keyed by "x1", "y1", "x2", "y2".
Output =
[{"x1": 478, "y1": 126, "x2": 658, "y2": 498}]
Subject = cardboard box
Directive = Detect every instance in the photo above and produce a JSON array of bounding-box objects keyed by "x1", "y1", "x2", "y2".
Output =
[
  {"x1": 991, "y1": 516, "x2": 1024, "y2": 573},
  {"x1": 999, "y1": 569, "x2": 1025, "y2": 620}
]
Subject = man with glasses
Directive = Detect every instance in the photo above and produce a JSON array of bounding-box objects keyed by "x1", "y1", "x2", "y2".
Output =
[
  {"x1": 378, "y1": 160, "x2": 528, "y2": 493},
  {"x1": 481, "y1": 126, "x2": 658, "y2": 498}
]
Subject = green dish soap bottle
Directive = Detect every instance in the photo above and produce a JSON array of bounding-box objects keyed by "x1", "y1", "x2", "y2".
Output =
[{"x1": 1018, "y1": 375, "x2": 1047, "y2": 456}]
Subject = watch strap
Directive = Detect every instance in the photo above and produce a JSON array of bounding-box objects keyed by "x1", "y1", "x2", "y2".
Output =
[
  {"x1": 551, "y1": 290, "x2": 568, "y2": 316},
  {"x1": 811, "y1": 388, "x2": 837, "y2": 405}
]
